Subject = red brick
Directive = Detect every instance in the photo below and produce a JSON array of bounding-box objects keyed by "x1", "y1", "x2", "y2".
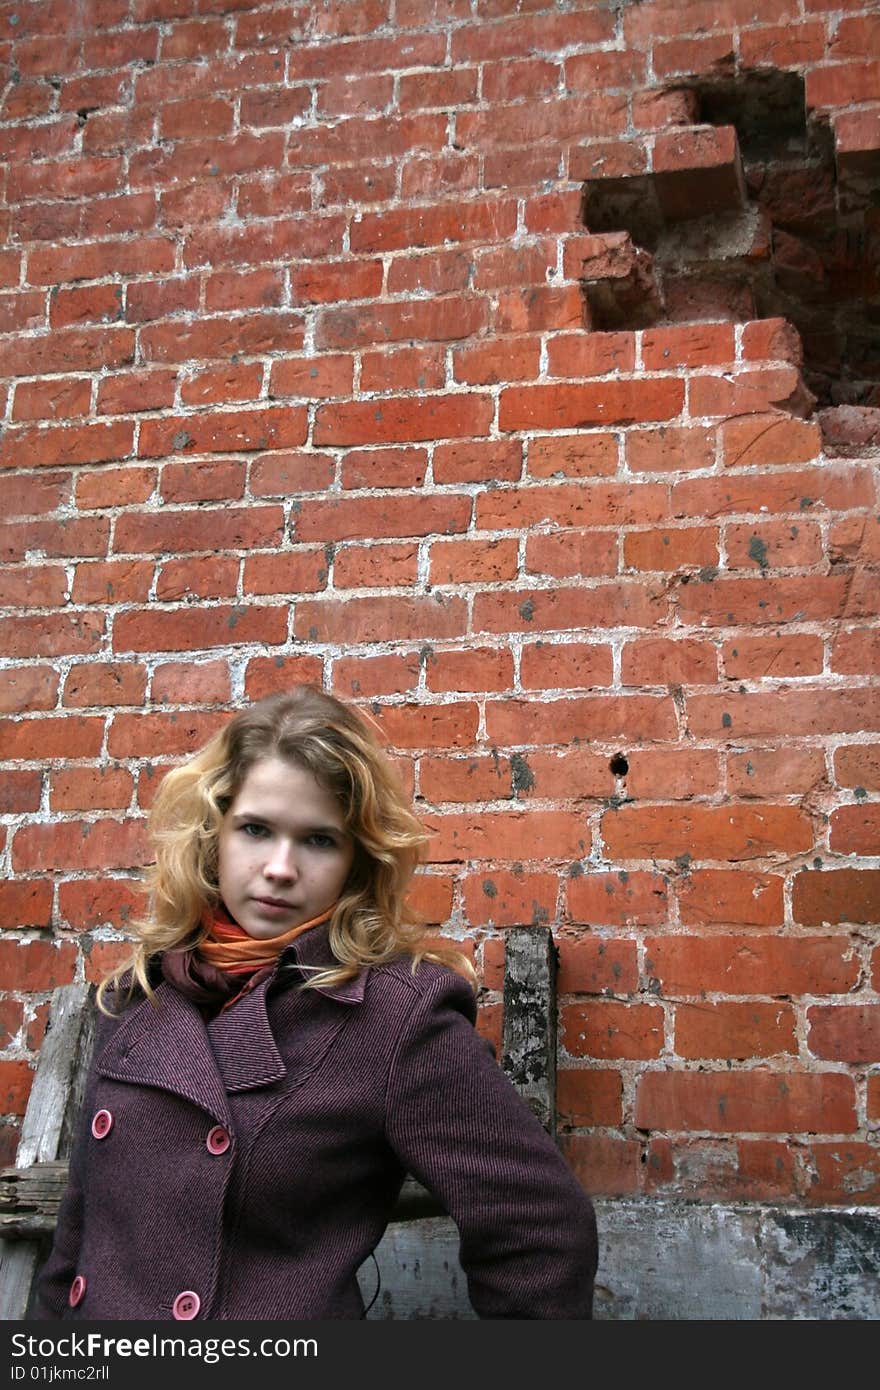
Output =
[
  {"x1": 0, "y1": 707, "x2": 105, "y2": 758},
  {"x1": 293, "y1": 494, "x2": 469, "y2": 544},
  {"x1": 673, "y1": 465, "x2": 872, "y2": 518},
  {"x1": 160, "y1": 96, "x2": 234, "y2": 141},
  {"x1": 340, "y1": 448, "x2": 428, "y2": 491},
  {"x1": 424, "y1": 647, "x2": 514, "y2": 694},
  {"x1": 160, "y1": 181, "x2": 233, "y2": 230},
  {"x1": 475, "y1": 584, "x2": 667, "y2": 637},
  {"x1": 493, "y1": 285, "x2": 585, "y2": 335},
  {"x1": 560, "y1": 1134, "x2": 641, "y2": 1196},
  {"x1": 49, "y1": 282, "x2": 123, "y2": 329},
  {"x1": 355, "y1": 703, "x2": 479, "y2": 753},
  {"x1": 806, "y1": 62, "x2": 880, "y2": 110},
  {"x1": 500, "y1": 377, "x2": 683, "y2": 431},
  {"x1": 676, "y1": 574, "x2": 850, "y2": 627},
  {"x1": 433, "y1": 439, "x2": 522, "y2": 485},
  {"x1": 333, "y1": 543, "x2": 419, "y2": 590},
  {"x1": 349, "y1": 198, "x2": 517, "y2": 253},
  {"x1": 114, "y1": 606, "x2": 287, "y2": 653},
  {"x1": 644, "y1": 1138, "x2": 796, "y2": 1202},
  {"x1": 476, "y1": 481, "x2": 668, "y2": 531},
  {"x1": 108, "y1": 711, "x2": 230, "y2": 759},
  {"x1": 139, "y1": 313, "x2": 305, "y2": 364},
  {"x1": 526, "y1": 433, "x2": 617, "y2": 480},
  {"x1": 567, "y1": 871, "x2": 668, "y2": 928},
  {"x1": 0, "y1": 882, "x2": 53, "y2": 930},
  {"x1": 519, "y1": 641, "x2": 613, "y2": 689},
  {"x1": 808, "y1": 1006, "x2": 880, "y2": 1064},
  {"x1": 251, "y1": 452, "x2": 335, "y2": 497},
  {"x1": 322, "y1": 162, "x2": 399, "y2": 206},
  {"x1": 317, "y1": 72, "x2": 394, "y2": 118},
  {"x1": 793, "y1": 869, "x2": 880, "y2": 928},
  {"x1": 295, "y1": 595, "x2": 467, "y2": 645},
  {"x1": 727, "y1": 748, "x2": 826, "y2": 798},
  {"x1": 151, "y1": 660, "x2": 231, "y2": 706},
  {"x1": 647, "y1": 935, "x2": 857, "y2": 996},
  {"x1": 0, "y1": 1061, "x2": 34, "y2": 1116},
  {"x1": 0, "y1": 614, "x2": 103, "y2": 661},
  {"x1": 676, "y1": 1002, "x2": 797, "y2": 1059},
  {"x1": 160, "y1": 460, "x2": 246, "y2": 505},
  {"x1": 203, "y1": 268, "x2": 285, "y2": 314},
  {"x1": 643, "y1": 323, "x2": 735, "y2": 369},
  {"x1": 499, "y1": 748, "x2": 614, "y2": 803},
  {"x1": 621, "y1": 637, "x2": 717, "y2": 685},
  {"x1": 155, "y1": 555, "x2": 239, "y2": 602},
  {"x1": 96, "y1": 371, "x2": 177, "y2": 416},
  {"x1": 125, "y1": 277, "x2": 200, "y2": 324},
  {"x1": 524, "y1": 531, "x2": 618, "y2": 579},
  {"x1": 13, "y1": 377, "x2": 91, "y2": 422},
  {"x1": 429, "y1": 538, "x2": 519, "y2": 586},
  {"x1": 563, "y1": 1001, "x2": 664, "y2": 1060},
  {"x1": 51, "y1": 767, "x2": 134, "y2": 812},
  {"x1": 635, "y1": 1070, "x2": 856, "y2": 1135},
  {"x1": 869, "y1": 1076, "x2": 880, "y2": 1123},
  {"x1": 418, "y1": 754, "x2": 511, "y2": 805},
  {"x1": 0, "y1": 565, "x2": 67, "y2": 609},
  {"x1": 0, "y1": 419, "x2": 134, "y2": 471},
  {"x1": 1, "y1": 518, "x2": 110, "y2": 563},
  {"x1": 62, "y1": 663, "x2": 147, "y2": 708},
  {"x1": 0, "y1": 290, "x2": 48, "y2": 336},
  {"x1": 623, "y1": 749, "x2": 721, "y2": 801},
  {"x1": 604, "y1": 804, "x2": 812, "y2": 862},
  {"x1": 721, "y1": 635, "x2": 824, "y2": 680},
  {"x1": 27, "y1": 240, "x2": 174, "y2": 287},
  {"x1": 726, "y1": 520, "x2": 823, "y2": 571},
  {"x1": 181, "y1": 364, "x2": 264, "y2": 407},
  {"x1": 12, "y1": 820, "x2": 150, "y2": 873},
  {"x1": 185, "y1": 212, "x2": 342, "y2": 270},
  {"x1": 0, "y1": 998, "x2": 24, "y2": 1048},
  {"x1": 290, "y1": 258, "x2": 384, "y2": 305},
  {"x1": 331, "y1": 653, "x2": 421, "y2": 700},
  {"x1": 0, "y1": 772, "x2": 42, "y2": 814},
  {"x1": 244, "y1": 551, "x2": 328, "y2": 597},
  {"x1": 632, "y1": 89, "x2": 700, "y2": 131},
  {"x1": 423, "y1": 810, "x2": 591, "y2": 864},
  {"x1": 835, "y1": 745, "x2": 880, "y2": 792},
  {"x1": 487, "y1": 687, "x2": 676, "y2": 744},
  {"x1": 806, "y1": 1143, "x2": 880, "y2": 1204},
  {"x1": 71, "y1": 560, "x2": 153, "y2": 606},
  {"x1": 0, "y1": 667, "x2": 59, "y2": 715},
  {"x1": 557, "y1": 1070, "x2": 622, "y2": 1128},
  {"x1": 453, "y1": 337, "x2": 542, "y2": 386},
  {"x1": 235, "y1": 172, "x2": 311, "y2": 220},
  {"x1": 740, "y1": 21, "x2": 827, "y2": 67},
  {"x1": 315, "y1": 394, "x2": 493, "y2": 447},
  {"x1": 688, "y1": 689, "x2": 880, "y2": 739},
  {"x1": 316, "y1": 295, "x2": 488, "y2": 351},
  {"x1": 461, "y1": 870, "x2": 558, "y2": 929},
  {"x1": 546, "y1": 331, "x2": 635, "y2": 378},
  {"x1": 114, "y1": 506, "x2": 283, "y2": 556},
  {"x1": 831, "y1": 628, "x2": 880, "y2": 675},
  {"x1": 553, "y1": 938, "x2": 638, "y2": 996},
  {"x1": 740, "y1": 319, "x2": 804, "y2": 366},
  {"x1": 243, "y1": 655, "x2": 325, "y2": 701},
  {"x1": 474, "y1": 240, "x2": 557, "y2": 292},
  {"x1": 57, "y1": 878, "x2": 142, "y2": 933},
  {"x1": 652, "y1": 32, "x2": 737, "y2": 78},
  {"x1": 386, "y1": 248, "x2": 472, "y2": 297},
  {"x1": 829, "y1": 805, "x2": 880, "y2": 856},
  {"x1": 360, "y1": 345, "x2": 446, "y2": 394},
  {"x1": 270, "y1": 355, "x2": 354, "y2": 401}
]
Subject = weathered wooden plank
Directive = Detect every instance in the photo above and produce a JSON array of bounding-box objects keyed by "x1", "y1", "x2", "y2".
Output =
[
  {"x1": 501, "y1": 927, "x2": 557, "y2": 1137},
  {"x1": 0, "y1": 983, "x2": 97, "y2": 1320},
  {"x1": 0, "y1": 1160, "x2": 70, "y2": 1237}
]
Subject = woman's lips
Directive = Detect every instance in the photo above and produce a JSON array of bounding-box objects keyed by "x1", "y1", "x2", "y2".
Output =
[{"x1": 252, "y1": 897, "x2": 297, "y2": 916}]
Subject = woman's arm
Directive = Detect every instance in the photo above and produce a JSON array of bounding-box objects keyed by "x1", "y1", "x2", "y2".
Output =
[{"x1": 384, "y1": 967, "x2": 598, "y2": 1319}]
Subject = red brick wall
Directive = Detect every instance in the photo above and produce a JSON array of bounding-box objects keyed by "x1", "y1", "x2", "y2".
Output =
[{"x1": 1, "y1": 0, "x2": 879, "y2": 1204}]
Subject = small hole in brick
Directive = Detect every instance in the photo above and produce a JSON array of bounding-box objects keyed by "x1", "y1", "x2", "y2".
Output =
[{"x1": 609, "y1": 754, "x2": 629, "y2": 777}]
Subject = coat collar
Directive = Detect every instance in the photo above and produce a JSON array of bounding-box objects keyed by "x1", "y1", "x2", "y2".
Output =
[{"x1": 95, "y1": 920, "x2": 368, "y2": 1121}]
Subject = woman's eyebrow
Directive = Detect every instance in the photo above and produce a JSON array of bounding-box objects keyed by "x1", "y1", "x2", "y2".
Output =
[{"x1": 232, "y1": 810, "x2": 347, "y2": 834}]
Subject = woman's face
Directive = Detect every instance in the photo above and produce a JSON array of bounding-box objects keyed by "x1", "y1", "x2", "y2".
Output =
[{"x1": 217, "y1": 756, "x2": 355, "y2": 940}]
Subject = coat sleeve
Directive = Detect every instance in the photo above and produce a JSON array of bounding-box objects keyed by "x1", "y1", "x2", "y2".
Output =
[{"x1": 383, "y1": 967, "x2": 598, "y2": 1319}]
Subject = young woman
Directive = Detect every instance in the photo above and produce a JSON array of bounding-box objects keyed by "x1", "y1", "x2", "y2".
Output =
[{"x1": 37, "y1": 686, "x2": 598, "y2": 1321}]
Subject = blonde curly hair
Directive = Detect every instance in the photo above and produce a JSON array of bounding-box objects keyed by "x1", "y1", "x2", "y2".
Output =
[{"x1": 99, "y1": 686, "x2": 473, "y2": 1012}]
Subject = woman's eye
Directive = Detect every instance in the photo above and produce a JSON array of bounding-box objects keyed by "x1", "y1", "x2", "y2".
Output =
[
  {"x1": 308, "y1": 833, "x2": 336, "y2": 849},
  {"x1": 240, "y1": 822, "x2": 269, "y2": 838}
]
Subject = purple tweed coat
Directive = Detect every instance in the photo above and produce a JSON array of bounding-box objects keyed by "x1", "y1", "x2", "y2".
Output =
[{"x1": 36, "y1": 921, "x2": 598, "y2": 1321}]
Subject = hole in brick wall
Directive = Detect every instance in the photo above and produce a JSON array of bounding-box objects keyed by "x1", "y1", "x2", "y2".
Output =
[
  {"x1": 581, "y1": 66, "x2": 880, "y2": 410},
  {"x1": 609, "y1": 753, "x2": 629, "y2": 777}
]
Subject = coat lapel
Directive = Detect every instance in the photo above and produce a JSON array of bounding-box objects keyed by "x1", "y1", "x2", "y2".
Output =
[{"x1": 96, "y1": 984, "x2": 233, "y2": 1127}]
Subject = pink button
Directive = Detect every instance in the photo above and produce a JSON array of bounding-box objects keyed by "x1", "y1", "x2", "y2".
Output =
[
  {"x1": 172, "y1": 1290, "x2": 200, "y2": 1321},
  {"x1": 68, "y1": 1275, "x2": 86, "y2": 1308},
  {"x1": 91, "y1": 1110, "x2": 113, "y2": 1139},
  {"x1": 206, "y1": 1125, "x2": 230, "y2": 1156}
]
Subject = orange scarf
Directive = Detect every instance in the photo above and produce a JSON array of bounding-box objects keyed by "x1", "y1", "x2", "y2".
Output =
[{"x1": 198, "y1": 902, "x2": 336, "y2": 976}]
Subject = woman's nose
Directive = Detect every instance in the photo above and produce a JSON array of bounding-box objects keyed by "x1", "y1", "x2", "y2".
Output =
[{"x1": 263, "y1": 841, "x2": 298, "y2": 881}]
